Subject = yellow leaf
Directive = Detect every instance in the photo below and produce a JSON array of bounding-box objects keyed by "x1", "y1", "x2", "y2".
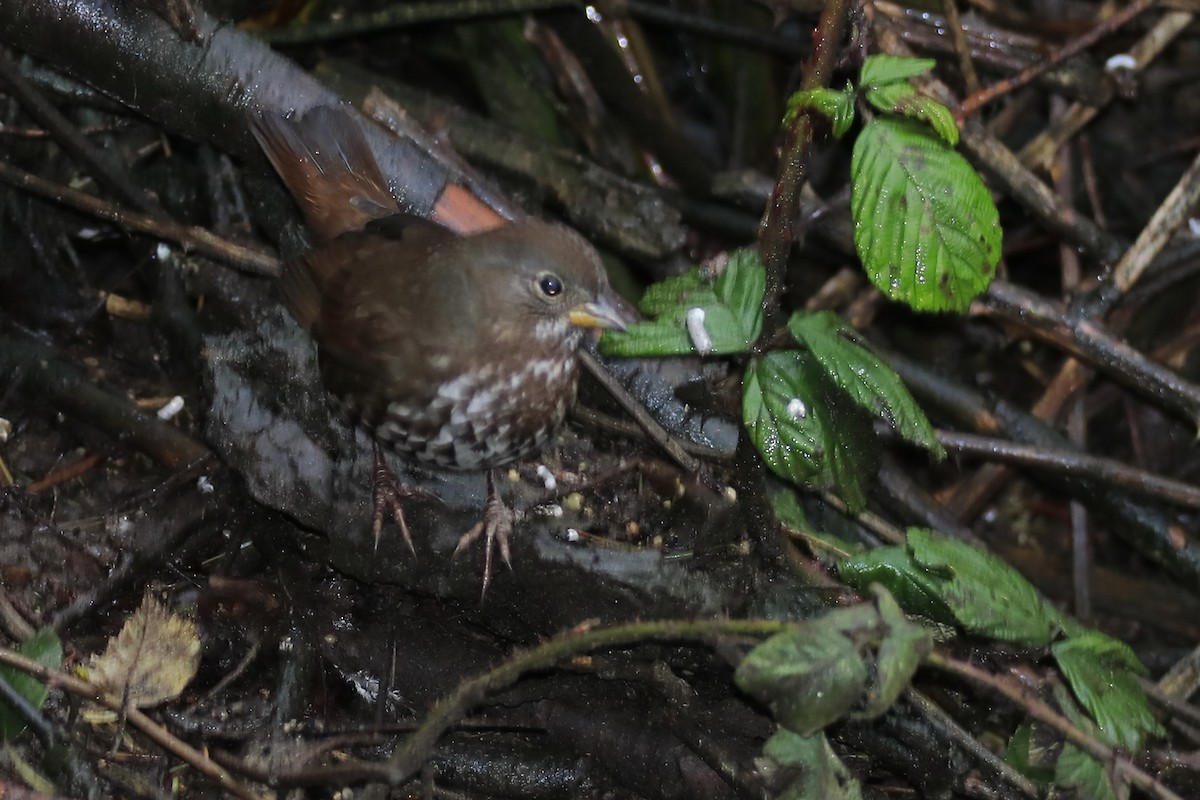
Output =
[{"x1": 87, "y1": 594, "x2": 200, "y2": 712}]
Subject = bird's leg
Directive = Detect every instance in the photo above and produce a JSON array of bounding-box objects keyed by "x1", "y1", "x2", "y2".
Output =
[
  {"x1": 454, "y1": 470, "x2": 515, "y2": 597},
  {"x1": 371, "y1": 440, "x2": 437, "y2": 555}
]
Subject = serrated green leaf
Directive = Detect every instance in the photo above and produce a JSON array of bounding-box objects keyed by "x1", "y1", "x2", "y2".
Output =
[
  {"x1": 713, "y1": 249, "x2": 766, "y2": 343},
  {"x1": 864, "y1": 80, "x2": 916, "y2": 111},
  {"x1": 763, "y1": 729, "x2": 863, "y2": 800},
  {"x1": 0, "y1": 628, "x2": 63, "y2": 741},
  {"x1": 838, "y1": 546, "x2": 955, "y2": 623},
  {"x1": 598, "y1": 319, "x2": 695, "y2": 357},
  {"x1": 1006, "y1": 723, "x2": 1056, "y2": 784},
  {"x1": 743, "y1": 352, "x2": 876, "y2": 510},
  {"x1": 1052, "y1": 633, "x2": 1163, "y2": 751},
  {"x1": 840, "y1": 529, "x2": 1066, "y2": 646},
  {"x1": 851, "y1": 117, "x2": 1001, "y2": 312},
  {"x1": 787, "y1": 311, "x2": 944, "y2": 458},
  {"x1": 864, "y1": 587, "x2": 934, "y2": 718},
  {"x1": 602, "y1": 300, "x2": 754, "y2": 357},
  {"x1": 786, "y1": 86, "x2": 856, "y2": 138},
  {"x1": 636, "y1": 269, "x2": 706, "y2": 317},
  {"x1": 743, "y1": 352, "x2": 826, "y2": 486},
  {"x1": 860, "y1": 55, "x2": 937, "y2": 88},
  {"x1": 1055, "y1": 744, "x2": 1123, "y2": 800},
  {"x1": 735, "y1": 626, "x2": 869, "y2": 735},
  {"x1": 729, "y1": 614, "x2": 883, "y2": 738},
  {"x1": 907, "y1": 528, "x2": 1065, "y2": 646},
  {"x1": 864, "y1": 84, "x2": 959, "y2": 146},
  {"x1": 601, "y1": 249, "x2": 765, "y2": 357}
]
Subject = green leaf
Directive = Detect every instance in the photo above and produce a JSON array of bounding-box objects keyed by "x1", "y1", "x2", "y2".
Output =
[
  {"x1": 787, "y1": 311, "x2": 944, "y2": 458},
  {"x1": 1052, "y1": 633, "x2": 1163, "y2": 751},
  {"x1": 600, "y1": 249, "x2": 765, "y2": 357},
  {"x1": 851, "y1": 117, "x2": 1001, "y2": 312},
  {"x1": 1055, "y1": 744, "x2": 1122, "y2": 800},
  {"x1": 771, "y1": 490, "x2": 810, "y2": 532},
  {"x1": 864, "y1": 586, "x2": 934, "y2": 718},
  {"x1": 762, "y1": 729, "x2": 863, "y2": 800},
  {"x1": 839, "y1": 528, "x2": 1066, "y2": 646},
  {"x1": 773, "y1": 490, "x2": 862, "y2": 558},
  {"x1": 636, "y1": 269, "x2": 706, "y2": 317},
  {"x1": 1006, "y1": 723, "x2": 1056, "y2": 784},
  {"x1": 838, "y1": 545, "x2": 954, "y2": 623},
  {"x1": 906, "y1": 528, "x2": 1065, "y2": 646},
  {"x1": 743, "y1": 352, "x2": 877, "y2": 511},
  {"x1": 597, "y1": 319, "x2": 694, "y2": 357},
  {"x1": 864, "y1": 83, "x2": 959, "y2": 146},
  {"x1": 714, "y1": 249, "x2": 766, "y2": 342},
  {"x1": 785, "y1": 85, "x2": 856, "y2": 138},
  {"x1": 0, "y1": 628, "x2": 63, "y2": 741},
  {"x1": 735, "y1": 625, "x2": 869, "y2": 736},
  {"x1": 860, "y1": 55, "x2": 937, "y2": 88}
]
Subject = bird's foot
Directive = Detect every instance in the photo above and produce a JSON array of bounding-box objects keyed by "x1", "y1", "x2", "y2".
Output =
[
  {"x1": 454, "y1": 471, "x2": 515, "y2": 598},
  {"x1": 371, "y1": 441, "x2": 438, "y2": 555}
]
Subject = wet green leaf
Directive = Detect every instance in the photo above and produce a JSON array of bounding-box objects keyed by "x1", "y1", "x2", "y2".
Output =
[
  {"x1": 787, "y1": 311, "x2": 943, "y2": 458},
  {"x1": 735, "y1": 623, "x2": 869, "y2": 735},
  {"x1": 743, "y1": 351, "x2": 876, "y2": 510},
  {"x1": 785, "y1": 85, "x2": 856, "y2": 138},
  {"x1": 860, "y1": 55, "x2": 937, "y2": 88},
  {"x1": 865, "y1": 587, "x2": 934, "y2": 717},
  {"x1": 1053, "y1": 633, "x2": 1162, "y2": 751},
  {"x1": 840, "y1": 528, "x2": 1066, "y2": 646},
  {"x1": 600, "y1": 249, "x2": 765, "y2": 357},
  {"x1": 864, "y1": 83, "x2": 958, "y2": 146},
  {"x1": 762, "y1": 729, "x2": 863, "y2": 800},
  {"x1": 851, "y1": 117, "x2": 1000, "y2": 312}
]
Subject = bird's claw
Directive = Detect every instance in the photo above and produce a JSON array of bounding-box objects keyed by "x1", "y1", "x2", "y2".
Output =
[
  {"x1": 371, "y1": 441, "x2": 438, "y2": 555},
  {"x1": 454, "y1": 473, "x2": 515, "y2": 598}
]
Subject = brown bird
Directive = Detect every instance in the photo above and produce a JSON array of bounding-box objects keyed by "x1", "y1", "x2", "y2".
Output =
[{"x1": 253, "y1": 106, "x2": 633, "y2": 590}]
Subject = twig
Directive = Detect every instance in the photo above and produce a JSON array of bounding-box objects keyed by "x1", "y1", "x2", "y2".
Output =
[
  {"x1": 1113, "y1": 146, "x2": 1200, "y2": 292},
  {"x1": 270, "y1": 618, "x2": 786, "y2": 787},
  {"x1": 939, "y1": 0, "x2": 979, "y2": 95},
  {"x1": 578, "y1": 349, "x2": 700, "y2": 473},
  {"x1": 1018, "y1": 11, "x2": 1195, "y2": 172},
  {"x1": 0, "y1": 47, "x2": 161, "y2": 215},
  {"x1": 0, "y1": 160, "x2": 279, "y2": 277},
  {"x1": 0, "y1": 338, "x2": 214, "y2": 471},
  {"x1": 759, "y1": 0, "x2": 849, "y2": 315},
  {"x1": 976, "y1": 280, "x2": 1200, "y2": 428},
  {"x1": 0, "y1": 646, "x2": 265, "y2": 800},
  {"x1": 926, "y1": 652, "x2": 1187, "y2": 800},
  {"x1": 258, "y1": 0, "x2": 573, "y2": 45},
  {"x1": 930, "y1": 430, "x2": 1200, "y2": 510},
  {"x1": 954, "y1": 0, "x2": 1158, "y2": 120},
  {"x1": 905, "y1": 687, "x2": 1039, "y2": 798}
]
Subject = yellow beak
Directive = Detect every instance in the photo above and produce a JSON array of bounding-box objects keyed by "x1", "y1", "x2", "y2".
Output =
[{"x1": 568, "y1": 290, "x2": 637, "y2": 331}]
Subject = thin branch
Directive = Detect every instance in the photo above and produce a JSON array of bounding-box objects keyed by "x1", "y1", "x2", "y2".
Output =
[
  {"x1": 927, "y1": 652, "x2": 1187, "y2": 800},
  {"x1": 954, "y1": 0, "x2": 1158, "y2": 120},
  {"x1": 0, "y1": 160, "x2": 279, "y2": 277},
  {"x1": 0, "y1": 647, "x2": 265, "y2": 800}
]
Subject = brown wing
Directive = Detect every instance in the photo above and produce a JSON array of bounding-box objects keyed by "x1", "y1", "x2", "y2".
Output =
[
  {"x1": 252, "y1": 106, "x2": 398, "y2": 241},
  {"x1": 281, "y1": 220, "x2": 472, "y2": 415}
]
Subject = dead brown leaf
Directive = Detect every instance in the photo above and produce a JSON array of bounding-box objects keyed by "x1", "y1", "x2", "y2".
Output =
[{"x1": 84, "y1": 593, "x2": 200, "y2": 722}]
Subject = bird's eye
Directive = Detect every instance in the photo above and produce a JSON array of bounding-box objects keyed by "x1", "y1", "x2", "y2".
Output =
[{"x1": 538, "y1": 273, "x2": 564, "y2": 297}]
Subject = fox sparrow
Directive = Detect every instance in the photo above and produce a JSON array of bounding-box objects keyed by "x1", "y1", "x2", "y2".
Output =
[{"x1": 253, "y1": 107, "x2": 633, "y2": 589}]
